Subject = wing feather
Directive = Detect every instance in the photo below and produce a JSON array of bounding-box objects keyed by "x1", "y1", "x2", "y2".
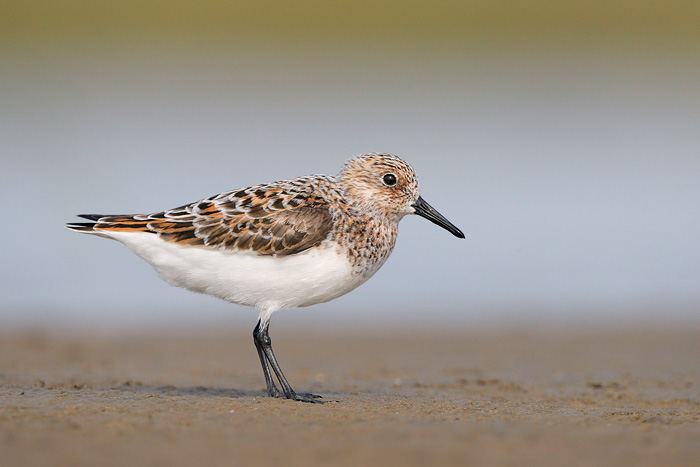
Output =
[{"x1": 69, "y1": 178, "x2": 337, "y2": 256}]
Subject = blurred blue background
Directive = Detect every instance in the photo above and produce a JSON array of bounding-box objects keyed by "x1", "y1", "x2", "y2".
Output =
[{"x1": 2, "y1": 1, "x2": 699, "y2": 332}]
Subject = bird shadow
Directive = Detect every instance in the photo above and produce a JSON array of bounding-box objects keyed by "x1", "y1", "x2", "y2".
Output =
[
  {"x1": 111, "y1": 381, "x2": 264, "y2": 399},
  {"x1": 109, "y1": 381, "x2": 342, "y2": 403}
]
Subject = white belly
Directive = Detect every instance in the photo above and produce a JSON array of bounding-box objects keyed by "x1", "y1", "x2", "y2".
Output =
[{"x1": 102, "y1": 232, "x2": 369, "y2": 320}]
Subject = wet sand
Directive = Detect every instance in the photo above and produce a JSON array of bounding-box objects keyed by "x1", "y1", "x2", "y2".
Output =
[{"x1": 1, "y1": 324, "x2": 699, "y2": 466}]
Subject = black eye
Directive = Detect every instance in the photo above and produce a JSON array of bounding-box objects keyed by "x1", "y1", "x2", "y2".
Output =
[{"x1": 382, "y1": 173, "x2": 398, "y2": 186}]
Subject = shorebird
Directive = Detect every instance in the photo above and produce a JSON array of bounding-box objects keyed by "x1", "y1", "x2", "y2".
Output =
[{"x1": 68, "y1": 153, "x2": 464, "y2": 402}]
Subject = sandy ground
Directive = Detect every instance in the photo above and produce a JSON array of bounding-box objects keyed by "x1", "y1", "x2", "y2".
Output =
[{"x1": 1, "y1": 324, "x2": 699, "y2": 466}]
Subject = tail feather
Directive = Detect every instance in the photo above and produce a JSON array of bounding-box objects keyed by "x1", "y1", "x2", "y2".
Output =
[
  {"x1": 66, "y1": 214, "x2": 111, "y2": 231},
  {"x1": 67, "y1": 214, "x2": 111, "y2": 233},
  {"x1": 67, "y1": 213, "x2": 155, "y2": 234},
  {"x1": 66, "y1": 222, "x2": 98, "y2": 232}
]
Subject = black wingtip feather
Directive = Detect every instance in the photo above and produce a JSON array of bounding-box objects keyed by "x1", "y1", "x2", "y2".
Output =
[
  {"x1": 66, "y1": 222, "x2": 97, "y2": 232},
  {"x1": 77, "y1": 214, "x2": 106, "y2": 221}
]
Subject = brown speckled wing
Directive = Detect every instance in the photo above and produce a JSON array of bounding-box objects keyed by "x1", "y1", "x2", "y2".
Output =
[{"x1": 77, "y1": 177, "x2": 336, "y2": 256}]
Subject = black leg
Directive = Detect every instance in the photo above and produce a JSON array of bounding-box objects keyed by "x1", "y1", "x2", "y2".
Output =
[
  {"x1": 253, "y1": 319, "x2": 282, "y2": 398},
  {"x1": 252, "y1": 319, "x2": 323, "y2": 403}
]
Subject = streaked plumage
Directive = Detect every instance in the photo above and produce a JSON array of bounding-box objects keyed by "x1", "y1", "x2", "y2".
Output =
[
  {"x1": 69, "y1": 175, "x2": 338, "y2": 256},
  {"x1": 68, "y1": 153, "x2": 464, "y2": 402}
]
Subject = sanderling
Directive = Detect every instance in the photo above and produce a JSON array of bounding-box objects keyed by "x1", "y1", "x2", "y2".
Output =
[{"x1": 68, "y1": 153, "x2": 464, "y2": 403}]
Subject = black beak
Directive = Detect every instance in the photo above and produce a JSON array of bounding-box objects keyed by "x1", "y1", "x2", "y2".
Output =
[{"x1": 412, "y1": 196, "x2": 465, "y2": 239}]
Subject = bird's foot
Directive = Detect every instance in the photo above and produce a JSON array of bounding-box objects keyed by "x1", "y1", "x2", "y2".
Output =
[
  {"x1": 290, "y1": 392, "x2": 324, "y2": 403},
  {"x1": 267, "y1": 388, "x2": 324, "y2": 403}
]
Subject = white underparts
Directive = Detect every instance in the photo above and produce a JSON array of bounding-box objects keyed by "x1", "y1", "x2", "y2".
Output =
[{"x1": 87, "y1": 231, "x2": 375, "y2": 325}]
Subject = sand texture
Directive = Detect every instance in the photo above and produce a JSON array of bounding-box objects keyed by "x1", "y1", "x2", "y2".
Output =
[{"x1": 1, "y1": 325, "x2": 699, "y2": 466}]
